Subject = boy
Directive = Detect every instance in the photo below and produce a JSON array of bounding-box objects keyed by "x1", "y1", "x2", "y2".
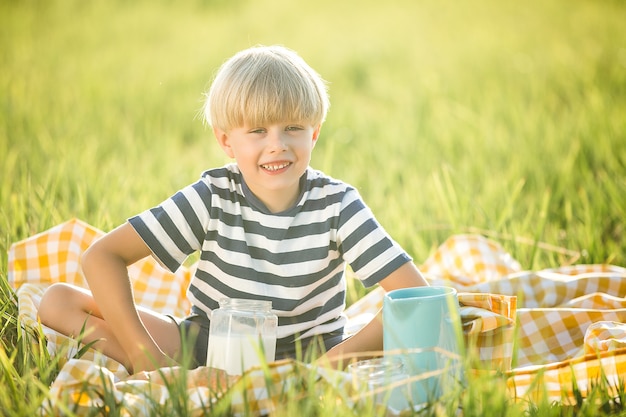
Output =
[{"x1": 38, "y1": 45, "x2": 428, "y2": 374}]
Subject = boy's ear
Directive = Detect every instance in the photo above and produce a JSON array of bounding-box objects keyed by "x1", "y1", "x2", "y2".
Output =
[
  {"x1": 312, "y1": 124, "x2": 321, "y2": 146},
  {"x1": 213, "y1": 127, "x2": 235, "y2": 158}
]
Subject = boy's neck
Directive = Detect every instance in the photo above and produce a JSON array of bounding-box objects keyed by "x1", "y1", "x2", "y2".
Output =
[
  {"x1": 240, "y1": 171, "x2": 307, "y2": 214},
  {"x1": 262, "y1": 193, "x2": 299, "y2": 213}
]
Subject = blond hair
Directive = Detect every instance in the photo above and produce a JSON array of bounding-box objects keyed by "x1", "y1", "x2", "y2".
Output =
[{"x1": 203, "y1": 45, "x2": 329, "y2": 132}]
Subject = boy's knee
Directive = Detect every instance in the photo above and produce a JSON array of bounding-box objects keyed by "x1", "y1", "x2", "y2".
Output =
[{"x1": 38, "y1": 283, "x2": 77, "y2": 325}]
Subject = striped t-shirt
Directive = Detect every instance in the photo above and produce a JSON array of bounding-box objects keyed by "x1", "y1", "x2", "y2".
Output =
[{"x1": 129, "y1": 164, "x2": 411, "y2": 346}]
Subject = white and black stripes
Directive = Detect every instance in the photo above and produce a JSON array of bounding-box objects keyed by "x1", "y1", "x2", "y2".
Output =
[{"x1": 129, "y1": 164, "x2": 411, "y2": 344}]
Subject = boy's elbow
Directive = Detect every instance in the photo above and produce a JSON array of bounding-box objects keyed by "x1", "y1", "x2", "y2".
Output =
[
  {"x1": 80, "y1": 241, "x2": 99, "y2": 271},
  {"x1": 80, "y1": 239, "x2": 117, "y2": 277},
  {"x1": 80, "y1": 242, "x2": 98, "y2": 283}
]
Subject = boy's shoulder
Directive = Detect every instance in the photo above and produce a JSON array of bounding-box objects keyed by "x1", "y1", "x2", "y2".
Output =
[
  {"x1": 305, "y1": 168, "x2": 356, "y2": 194},
  {"x1": 199, "y1": 164, "x2": 242, "y2": 182}
]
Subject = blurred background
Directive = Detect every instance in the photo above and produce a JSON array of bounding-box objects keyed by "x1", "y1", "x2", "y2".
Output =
[{"x1": 2, "y1": 0, "x2": 625, "y2": 270}]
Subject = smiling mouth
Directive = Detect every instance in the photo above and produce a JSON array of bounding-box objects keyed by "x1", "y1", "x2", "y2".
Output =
[{"x1": 261, "y1": 162, "x2": 291, "y2": 172}]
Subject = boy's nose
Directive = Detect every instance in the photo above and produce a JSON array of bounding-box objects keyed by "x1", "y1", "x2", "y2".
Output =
[{"x1": 267, "y1": 131, "x2": 288, "y2": 152}]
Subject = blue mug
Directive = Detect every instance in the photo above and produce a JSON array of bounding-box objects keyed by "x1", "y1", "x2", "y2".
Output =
[{"x1": 383, "y1": 286, "x2": 464, "y2": 406}]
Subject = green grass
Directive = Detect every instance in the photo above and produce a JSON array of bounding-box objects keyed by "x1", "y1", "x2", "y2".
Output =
[{"x1": 1, "y1": 0, "x2": 626, "y2": 415}]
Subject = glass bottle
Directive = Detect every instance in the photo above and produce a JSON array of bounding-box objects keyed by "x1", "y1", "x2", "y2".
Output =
[
  {"x1": 206, "y1": 298, "x2": 278, "y2": 375},
  {"x1": 348, "y1": 357, "x2": 412, "y2": 415}
]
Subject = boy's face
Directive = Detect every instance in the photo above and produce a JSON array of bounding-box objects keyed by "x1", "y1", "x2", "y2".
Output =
[{"x1": 213, "y1": 121, "x2": 320, "y2": 212}]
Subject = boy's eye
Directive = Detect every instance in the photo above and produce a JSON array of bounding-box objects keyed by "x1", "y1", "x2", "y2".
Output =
[{"x1": 247, "y1": 125, "x2": 304, "y2": 134}]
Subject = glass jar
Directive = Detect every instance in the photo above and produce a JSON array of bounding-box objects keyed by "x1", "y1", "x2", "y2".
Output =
[
  {"x1": 348, "y1": 357, "x2": 411, "y2": 415},
  {"x1": 206, "y1": 298, "x2": 278, "y2": 375}
]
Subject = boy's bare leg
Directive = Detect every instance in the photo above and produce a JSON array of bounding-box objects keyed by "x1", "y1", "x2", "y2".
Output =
[{"x1": 38, "y1": 282, "x2": 182, "y2": 373}]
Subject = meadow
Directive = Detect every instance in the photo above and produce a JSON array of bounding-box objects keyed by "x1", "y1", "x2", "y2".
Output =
[{"x1": 1, "y1": 0, "x2": 625, "y2": 415}]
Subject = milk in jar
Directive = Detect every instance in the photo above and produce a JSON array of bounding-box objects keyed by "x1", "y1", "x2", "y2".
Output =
[{"x1": 206, "y1": 298, "x2": 278, "y2": 375}]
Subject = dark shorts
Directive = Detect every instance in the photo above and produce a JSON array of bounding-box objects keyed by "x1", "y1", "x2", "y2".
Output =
[{"x1": 172, "y1": 314, "x2": 346, "y2": 369}]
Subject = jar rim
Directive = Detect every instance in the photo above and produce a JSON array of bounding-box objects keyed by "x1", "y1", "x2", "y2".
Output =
[
  {"x1": 219, "y1": 297, "x2": 273, "y2": 310},
  {"x1": 348, "y1": 357, "x2": 406, "y2": 379}
]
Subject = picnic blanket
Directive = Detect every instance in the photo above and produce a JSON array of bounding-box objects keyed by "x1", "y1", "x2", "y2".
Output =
[{"x1": 7, "y1": 219, "x2": 626, "y2": 415}]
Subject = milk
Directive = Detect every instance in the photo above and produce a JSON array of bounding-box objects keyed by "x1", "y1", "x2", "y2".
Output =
[{"x1": 206, "y1": 333, "x2": 276, "y2": 375}]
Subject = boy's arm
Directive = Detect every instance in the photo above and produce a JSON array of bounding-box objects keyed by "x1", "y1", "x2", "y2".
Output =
[
  {"x1": 320, "y1": 261, "x2": 428, "y2": 368},
  {"x1": 81, "y1": 222, "x2": 172, "y2": 372}
]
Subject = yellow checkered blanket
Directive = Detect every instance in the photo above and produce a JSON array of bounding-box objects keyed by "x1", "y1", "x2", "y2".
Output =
[{"x1": 7, "y1": 219, "x2": 626, "y2": 415}]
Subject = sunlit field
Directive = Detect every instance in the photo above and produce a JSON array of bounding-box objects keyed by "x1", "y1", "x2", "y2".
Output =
[{"x1": 1, "y1": 0, "x2": 625, "y2": 415}]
